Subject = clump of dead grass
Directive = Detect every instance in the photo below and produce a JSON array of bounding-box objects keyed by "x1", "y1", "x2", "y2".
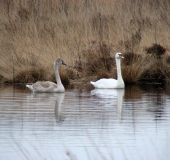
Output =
[
  {"x1": 82, "y1": 42, "x2": 113, "y2": 77},
  {"x1": 123, "y1": 52, "x2": 142, "y2": 66},
  {"x1": 145, "y1": 43, "x2": 166, "y2": 58},
  {"x1": 122, "y1": 51, "x2": 170, "y2": 84},
  {"x1": 122, "y1": 53, "x2": 149, "y2": 83},
  {"x1": 140, "y1": 54, "x2": 170, "y2": 83},
  {"x1": 12, "y1": 68, "x2": 47, "y2": 84}
]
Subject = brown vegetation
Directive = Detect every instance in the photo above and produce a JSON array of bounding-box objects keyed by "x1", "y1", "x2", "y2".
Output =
[
  {"x1": 0, "y1": 0, "x2": 170, "y2": 85},
  {"x1": 145, "y1": 44, "x2": 166, "y2": 58}
]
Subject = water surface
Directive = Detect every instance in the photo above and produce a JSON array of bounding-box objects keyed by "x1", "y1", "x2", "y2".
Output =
[{"x1": 0, "y1": 84, "x2": 170, "y2": 160}]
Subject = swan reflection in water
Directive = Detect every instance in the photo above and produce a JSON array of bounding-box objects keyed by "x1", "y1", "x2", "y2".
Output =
[
  {"x1": 29, "y1": 92, "x2": 65, "y2": 123},
  {"x1": 54, "y1": 93, "x2": 65, "y2": 122},
  {"x1": 91, "y1": 89, "x2": 124, "y2": 122}
]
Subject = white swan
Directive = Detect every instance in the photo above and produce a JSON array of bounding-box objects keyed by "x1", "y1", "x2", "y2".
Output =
[
  {"x1": 26, "y1": 59, "x2": 67, "y2": 92},
  {"x1": 90, "y1": 52, "x2": 124, "y2": 89}
]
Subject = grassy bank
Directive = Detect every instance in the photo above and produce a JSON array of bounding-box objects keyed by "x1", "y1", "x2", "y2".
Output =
[{"x1": 0, "y1": 0, "x2": 170, "y2": 85}]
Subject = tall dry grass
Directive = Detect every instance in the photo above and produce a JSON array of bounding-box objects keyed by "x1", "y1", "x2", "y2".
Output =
[{"x1": 0, "y1": 0, "x2": 170, "y2": 84}]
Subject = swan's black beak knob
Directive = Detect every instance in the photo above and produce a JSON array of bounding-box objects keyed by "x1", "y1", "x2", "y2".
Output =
[
  {"x1": 62, "y1": 61, "x2": 67, "y2": 66},
  {"x1": 118, "y1": 54, "x2": 124, "y2": 59}
]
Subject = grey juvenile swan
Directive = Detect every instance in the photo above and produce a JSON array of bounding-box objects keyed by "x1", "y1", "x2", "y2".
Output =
[{"x1": 26, "y1": 59, "x2": 67, "y2": 93}]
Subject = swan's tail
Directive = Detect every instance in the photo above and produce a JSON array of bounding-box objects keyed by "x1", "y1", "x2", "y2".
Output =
[
  {"x1": 90, "y1": 81, "x2": 94, "y2": 85},
  {"x1": 26, "y1": 84, "x2": 34, "y2": 91},
  {"x1": 90, "y1": 81, "x2": 96, "y2": 87}
]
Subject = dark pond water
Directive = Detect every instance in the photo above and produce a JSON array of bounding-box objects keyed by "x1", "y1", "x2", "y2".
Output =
[{"x1": 0, "y1": 83, "x2": 170, "y2": 160}]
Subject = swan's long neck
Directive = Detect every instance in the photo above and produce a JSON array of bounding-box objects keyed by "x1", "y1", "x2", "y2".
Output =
[
  {"x1": 116, "y1": 58, "x2": 123, "y2": 82},
  {"x1": 54, "y1": 64, "x2": 62, "y2": 86}
]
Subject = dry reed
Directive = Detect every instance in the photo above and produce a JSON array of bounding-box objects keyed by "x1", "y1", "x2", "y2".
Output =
[{"x1": 0, "y1": 0, "x2": 170, "y2": 84}]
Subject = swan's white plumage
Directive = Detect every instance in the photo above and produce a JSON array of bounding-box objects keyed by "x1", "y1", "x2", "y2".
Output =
[
  {"x1": 90, "y1": 78, "x2": 118, "y2": 88},
  {"x1": 26, "y1": 59, "x2": 67, "y2": 93},
  {"x1": 90, "y1": 52, "x2": 124, "y2": 89}
]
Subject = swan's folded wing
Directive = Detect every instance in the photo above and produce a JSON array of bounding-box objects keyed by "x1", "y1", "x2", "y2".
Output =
[{"x1": 33, "y1": 81, "x2": 57, "y2": 92}]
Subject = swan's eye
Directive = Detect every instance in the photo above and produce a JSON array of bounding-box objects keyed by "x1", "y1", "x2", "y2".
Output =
[
  {"x1": 60, "y1": 60, "x2": 64, "y2": 64},
  {"x1": 117, "y1": 54, "x2": 122, "y2": 58}
]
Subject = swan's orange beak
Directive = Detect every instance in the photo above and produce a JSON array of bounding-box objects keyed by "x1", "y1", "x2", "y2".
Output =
[{"x1": 120, "y1": 55, "x2": 124, "y2": 59}]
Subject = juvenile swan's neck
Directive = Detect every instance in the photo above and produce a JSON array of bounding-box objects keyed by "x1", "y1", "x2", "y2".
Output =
[
  {"x1": 54, "y1": 64, "x2": 62, "y2": 86},
  {"x1": 116, "y1": 58, "x2": 123, "y2": 82}
]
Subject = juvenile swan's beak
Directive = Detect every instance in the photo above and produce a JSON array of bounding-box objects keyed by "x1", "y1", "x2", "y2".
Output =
[{"x1": 62, "y1": 61, "x2": 67, "y2": 66}]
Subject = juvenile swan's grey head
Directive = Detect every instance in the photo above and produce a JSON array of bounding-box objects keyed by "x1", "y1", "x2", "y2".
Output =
[
  {"x1": 115, "y1": 52, "x2": 124, "y2": 59},
  {"x1": 54, "y1": 59, "x2": 67, "y2": 67}
]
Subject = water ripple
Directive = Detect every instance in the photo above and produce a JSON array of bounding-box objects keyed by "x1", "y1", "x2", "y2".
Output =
[{"x1": 0, "y1": 84, "x2": 170, "y2": 160}]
